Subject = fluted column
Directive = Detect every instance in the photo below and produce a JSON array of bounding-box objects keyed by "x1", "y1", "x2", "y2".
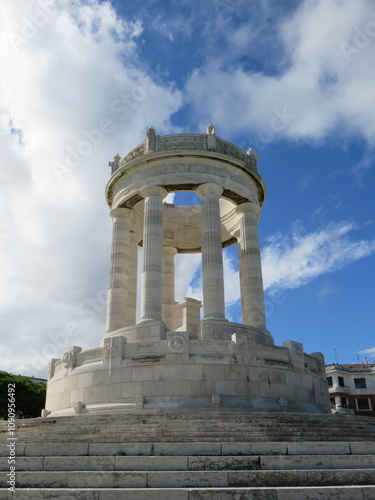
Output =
[
  {"x1": 127, "y1": 232, "x2": 139, "y2": 324},
  {"x1": 140, "y1": 185, "x2": 167, "y2": 322},
  {"x1": 196, "y1": 183, "x2": 226, "y2": 320},
  {"x1": 236, "y1": 202, "x2": 266, "y2": 329},
  {"x1": 106, "y1": 207, "x2": 132, "y2": 332},
  {"x1": 163, "y1": 246, "x2": 178, "y2": 330}
]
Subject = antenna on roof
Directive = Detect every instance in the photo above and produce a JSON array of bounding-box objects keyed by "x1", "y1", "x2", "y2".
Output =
[{"x1": 334, "y1": 348, "x2": 338, "y2": 364}]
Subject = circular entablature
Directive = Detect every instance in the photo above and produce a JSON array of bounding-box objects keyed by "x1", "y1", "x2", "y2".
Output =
[{"x1": 106, "y1": 152, "x2": 265, "y2": 210}]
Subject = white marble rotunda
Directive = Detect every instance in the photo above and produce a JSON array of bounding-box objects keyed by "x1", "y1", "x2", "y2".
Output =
[{"x1": 44, "y1": 126, "x2": 330, "y2": 417}]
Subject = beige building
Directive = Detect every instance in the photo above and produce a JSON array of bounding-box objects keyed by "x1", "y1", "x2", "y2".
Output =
[{"x1": 326, "y1": 363, "x2": 375, "y2": 417}]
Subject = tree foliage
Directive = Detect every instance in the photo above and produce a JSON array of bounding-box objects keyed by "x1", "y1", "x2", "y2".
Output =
[{"x1": 0, "y1": 371, "x2": 46, "y2": 419}]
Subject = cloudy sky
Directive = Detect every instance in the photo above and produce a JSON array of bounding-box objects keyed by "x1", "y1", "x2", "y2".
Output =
[{"x1": 1, "y1": 0, "x2": 374, "y2": 378}]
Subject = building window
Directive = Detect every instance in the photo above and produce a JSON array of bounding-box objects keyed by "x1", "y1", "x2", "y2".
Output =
[
  {"x1": 340, "y1": 397, "x2": 348, "y2": 408},
  {"x1": 354, "y1": 378, "x2": 367, "y2": 389},
  {"x1": 330, "y1": 397, "x2": 335, "y2": 407},
  {"x1": 356, "y1": 398, "x2": 372, "y2": 411},
  {"x1": 338, "y1": 376, "x2": 345, "y2": 387},
  {"x1": 327, "y1": 376, "x2": 333, "y2": 387}
]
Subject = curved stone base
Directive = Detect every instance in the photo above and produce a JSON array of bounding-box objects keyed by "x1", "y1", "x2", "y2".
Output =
[{"x1": 45, "y1": 329, "x2": 330, "y2": 417}]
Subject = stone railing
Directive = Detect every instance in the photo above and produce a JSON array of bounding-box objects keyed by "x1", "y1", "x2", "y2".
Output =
[
  {"x1": 329, "y1": 384, "x2": 352, "y2": 394},
  {"x1": 50, "y1": 334, "x2": 322, "y2": 380},
  {"x1": 122, "y1": 142, "x2": 146, "y2": 164},
  {"x1": 326, "y1": 364, "x2": 375, "y2": 373},
  {"x1": 109, "y1": 126, "x2": 259, "y2": 174}
]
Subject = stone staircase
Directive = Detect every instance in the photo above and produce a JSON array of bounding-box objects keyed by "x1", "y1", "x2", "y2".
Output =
[{"x1": 1, "y1": 412, "x2": 375, "y2": 499}]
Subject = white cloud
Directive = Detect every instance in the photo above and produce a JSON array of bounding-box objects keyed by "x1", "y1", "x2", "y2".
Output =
[
  {"x1": 353, "y1": 152, "x2": 374, "y2": 186},
  {"x1": 184, "y1": 0, "x2": 375, "y2": 148},
  {"x1": 262, "y1": 221, "x2": 375, "y2": 294},
  {"x1": 300, "y1": 174, "x2": 314, "y2": 189},
  {"x1": 151, "y1": 12, "x2": 194, "y2": 41},
  {"x1": 317, "y1": 285, "x2": 339, "y2": 300},
  {"x1": 165, "y1": 193, "x2": 175, "y2": 204},
  {"x1": 0, "y1": 0, "x2": 182, "y2": 376},
  {"x1": 223, "y1": 248, "x2": 240, "y2": 306},
  {"x1": 355, "y1": 347, "x2": 375, "y2": 359},
  {"x1": 175, "y1": 253, "x2": 202, "y2": 302}
]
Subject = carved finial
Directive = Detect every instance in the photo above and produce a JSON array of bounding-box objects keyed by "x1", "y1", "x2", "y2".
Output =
[
  {"x1": 108, "y1": 153, "x2": 121, "y2": 174},
  {"x1": 146, "y1": 126, "x2": 156, "y2": 153},
  {"x1": 246, "y1": 148, "x2": 260, "y2": 169},
  {"x1": 147, "y1": 126, "x2": 155, "y2": 138},
  {"x1": 206, "y1": 123, "x2": 215, "y2": 136}
]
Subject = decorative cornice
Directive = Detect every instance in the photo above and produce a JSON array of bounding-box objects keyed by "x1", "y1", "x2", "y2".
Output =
[{"x1": 111, "y1": 128, "x2": 259, "y2": 174}]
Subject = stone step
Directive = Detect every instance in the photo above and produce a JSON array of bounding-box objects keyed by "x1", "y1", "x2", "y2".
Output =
[
  {"x1": 1, "y1": 486, "x2": 375, "y2": 500},
  {"x1": 11, "y1": 429, "x2": 373, "y2": 439},
  {"x1": 5, "y1": 430, "x2": 375, "y2": 444},
  {"x1": 11, "y1": 421, "x2": 374, "y2": 430},
  {"x1": 5, "y1": 426, "x2": 375, "y2": 441},
  {"x1": 13, "y1": 419, "x2": 373, "y2": 428},
  {"x1": 1, "y1": 453, "x2": 375, "y2": 472},
  {"x1": 5, "y1": 412, "x2": 374, "y2": 441},
  {"x1": 14, "y1": 421, "x2": 372, "y2": 427},
  {"x1": 12, "y1": 431, "x2": 373, "y2": 441},
  {"x1": 2, "y1": 468, "x2": 375, "y2": 488},
  {"x1": 2, "y1": 440, "x2": 374, "y2": 457},
  {"x1": 6, "y1": 432, "x2": 374, "y2": 444}
]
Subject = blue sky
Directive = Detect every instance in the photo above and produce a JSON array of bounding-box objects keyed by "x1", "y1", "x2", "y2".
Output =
[{"x1": 0, "y1": 0, "x2": 374, "y2": 377}]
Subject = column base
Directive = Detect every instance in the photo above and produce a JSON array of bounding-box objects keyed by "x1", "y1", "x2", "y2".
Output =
[
  {"x1": 203, "y1": 314, "x2": 226, "y2": 320},
  {"x1": 199, "y1": 319, "x2": 274, "y2": 344},
  {"x1": 101, "y1": 320, "x2": 168, "y2": 345}
]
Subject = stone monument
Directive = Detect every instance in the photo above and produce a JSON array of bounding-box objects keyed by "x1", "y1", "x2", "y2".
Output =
[{"x1": 43, "y1": 127, "x2": 330, "y2": 417}]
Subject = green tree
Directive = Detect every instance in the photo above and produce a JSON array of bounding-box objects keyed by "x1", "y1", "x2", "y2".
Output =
[{"x1": 0, "y1": 371, "x2": 46, "y2": 419}]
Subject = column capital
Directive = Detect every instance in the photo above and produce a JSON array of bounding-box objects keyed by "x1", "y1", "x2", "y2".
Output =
[
  {"x1": 110, "y1": 207, "x2": 132, "y2": 219},
  {"x1": 236, "y1": 202, "x2": 260, "y2": 216},
  {"x1": 140, "y1": 185, "x2": 168, "y2": 199},
  {"x1": 163, "y1": 246, "x2": 178, "y2": 256},
  {"x1": 196, "y1": 183, "x2": 223, "y2": 198}
]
